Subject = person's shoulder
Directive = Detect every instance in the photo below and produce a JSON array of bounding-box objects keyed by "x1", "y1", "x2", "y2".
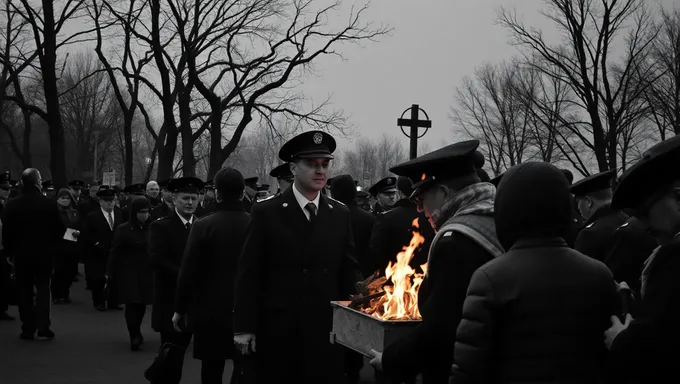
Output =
[
  {"x1": 150, "y1": 214, "x2": 173, "y2": 228},
  {"x1": 325, "y1": 196, "x2": 349, "y2": 212}
]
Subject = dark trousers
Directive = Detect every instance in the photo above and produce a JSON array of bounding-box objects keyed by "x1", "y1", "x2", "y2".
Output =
[
  {"x1": 51, "y1": 251, "x2": 74, "y2": 299},
  {"x1": 124, "y1": 303, "x2": 146, "y2": 337},
  {"x1": 0, "y1": 253, "x2": 9, "y2": 311},
  {"x1": 15, "y1": 259, "x2": 52, "y2": 333},
  {"x1": 159, "y1": 331, "x2": 193, "y2": 384},
  {"x1": 200, "y1": 356, "x2": 244, "y2": 384},
  {"x1": 344, "y1": 349, "x2": 364, "y2": 382}
]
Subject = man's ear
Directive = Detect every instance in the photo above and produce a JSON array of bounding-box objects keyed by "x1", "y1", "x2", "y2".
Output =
[{"x1": 289, "y1": 162, "x2": 297, "y2": 176}]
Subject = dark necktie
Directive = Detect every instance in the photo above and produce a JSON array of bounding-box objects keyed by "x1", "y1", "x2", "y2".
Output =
[
  {"x1": 185, "y1": 221, "x2": 191, "y2": 231},
  {"x1": 305, "y1": 203, "x2": 317, "y2": 224}
]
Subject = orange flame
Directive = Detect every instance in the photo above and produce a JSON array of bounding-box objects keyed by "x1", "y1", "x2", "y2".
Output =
[
  {"x1": 362, "y1": 218, "x2": 427, "y2": 321},
  {"x1": 421, "y1": 173, "x2": 427, "y2": 181}
]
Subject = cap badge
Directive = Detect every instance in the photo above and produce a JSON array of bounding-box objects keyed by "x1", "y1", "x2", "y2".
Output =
[
  {"x1": 387, "y1": 178, "x2": 393, "y2": 185},
  {"x1": 282, "y1": 203, "x2": 288, "y2": 208},
  {"x1": 313, "y1": 132, "x2": 323, "y2": 145}
]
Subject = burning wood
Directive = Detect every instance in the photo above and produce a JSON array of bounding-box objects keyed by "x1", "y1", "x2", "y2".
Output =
[{"x1": 358, "y1": 218, "x2": 427, "y2": 321}]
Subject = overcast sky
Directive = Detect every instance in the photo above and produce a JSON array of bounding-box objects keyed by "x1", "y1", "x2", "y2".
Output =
[
  {"x1": 298, "y1": 0, "x2": 546, "y2": 153},
  {"x1": 291, "y1": 0, "x2": 676, "y2": 154}
]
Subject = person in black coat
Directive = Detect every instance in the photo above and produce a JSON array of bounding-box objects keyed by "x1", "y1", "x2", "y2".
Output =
[
  {"x1": 605, "y1": 135, "x2": 680, "y2": 384},
  {"x1": 367, "y1": 175, "x2": 434, "y2": 277},
  {"x1": 149, "y1": 177, "x2": 204, "y2": 384},
  {"x1": 330, "y1": 174, "x2": 377, "y2": 277},
  {"x1": 173, "y1": 168, "x2": 250, "y2": 384},
  {"x1": 371, "y1": 141, "x2": 504, "y2": 384},
  {"x1": 1, "y1": 169, "x2": 64, "y2": 339},
  {"x1": 83, "y1": 188, "x2": 125, "y2": 311},
  {"x1": 572, "y1": 170, "x2": 629, "y2": 262},
  {"x1": 107, "y1": 196, "x2": 153, "y2": 351},
  {"x1": 233, "y1": 131, "x2": 362, "y2": 383},
  {"x1": 560, "y1": 168, "x2": 586, "y2": 247},
  {"x1": 329, "y1": 174, "x2": 376, "y2": 384},
  {"x1": 450, "y1": 162, "x2": 619, "y2": 384}
]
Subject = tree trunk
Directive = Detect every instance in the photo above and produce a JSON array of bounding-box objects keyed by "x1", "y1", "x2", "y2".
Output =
[
  {"x1": 124, "y1": 113, "x2": 134, "y2": 185},
  {"x1": 41, "y1": 0, "x2": 67, "y2": 188},
  {"x1": 206, "y1": 102, "x2": 223, "y2": 179},
  {"x1": 178, "y1": 87, "x2": 195, "y2": 177}
]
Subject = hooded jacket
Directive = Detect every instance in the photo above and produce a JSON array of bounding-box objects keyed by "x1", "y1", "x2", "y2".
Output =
[{"x1": 451, "y1": 162, "x2": 619, "y2": 384}]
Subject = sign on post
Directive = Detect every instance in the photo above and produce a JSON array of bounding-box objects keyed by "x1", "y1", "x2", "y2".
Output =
[{"x1": 102, "y1": 171, "x2": 116, "y2": 186}]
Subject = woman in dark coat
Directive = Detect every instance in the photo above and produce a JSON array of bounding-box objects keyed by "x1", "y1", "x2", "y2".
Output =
[
  {"x1": 107, "y1": 196, "x2": 153, "y2": 351},
  {"x1": 52, "y1": 188, "x2": 81, "y2": 303}
]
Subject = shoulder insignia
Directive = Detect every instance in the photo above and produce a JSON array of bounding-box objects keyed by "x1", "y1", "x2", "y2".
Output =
[
  {"x1": 282, "y1": 202, "x2": 288, "y2": 208},
  {"x1": 442, "y1": 231, "x2": 453, "y2": 238},
  {"x1": 616, "y1": 222, "x2": 630, "y2": 231},
  {"x1": 585, "y1": 222, "x2": 595, "y2": 229},
  {"x1": 326, "y1": 196, "x2": 346, "y2": 207}
]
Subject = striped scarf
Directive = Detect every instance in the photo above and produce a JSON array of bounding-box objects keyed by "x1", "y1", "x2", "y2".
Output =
[{"x1": 431, "y1": 182, "x2": 496, "y2": 230}]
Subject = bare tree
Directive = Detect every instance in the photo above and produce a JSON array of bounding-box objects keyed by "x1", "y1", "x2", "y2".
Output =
[
  {"x1": 643, "y1": 8, "x2": 680, "y2": 138},
  {"x1": 180, "y1": 0, "x2": 388, "y2": 179},
  {"x1": 452, "y1": 60, "x2": 532, "y2": 175},
  {"x1": 7, "y1": 0, "x2": 95, "y2": 188},
  {"x1": 498, "y1": 0, "x2": 661, "y2": 172},
  {"x1": 0, "y1": 0, "x2": 35, "y2": 168}
]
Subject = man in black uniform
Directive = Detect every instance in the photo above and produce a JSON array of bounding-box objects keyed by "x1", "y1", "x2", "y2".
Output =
[
  {"x1": 149, "y1": 176, "x2": 203, "y2": 384},
  {"x1": 561, "y1": 168, "x2": 586, "y2": 247},
  {"x1": 368, "y1": 175, "x2": 435, "y2": 276},
  {"x1": 150, "y1": 179, "x2": 174, "y2": 222},
  {"x1": 195, "y1": 180, "x2": 217, "y2": 218},
  {"x1": 605, "y1": 134, "x2": 680, "y2": 384},
  {"x1": 369, "y1": 140, "x2": 504, "y2": 384},
  {"x1": 83, "y1": 188, "x2": 124, "y2": 311},
  {"x1": 269, "y1": 163, "x2": 294, "y2": 197},
  {"x1": 233, "y1": 130, "x2": 362, "y2": 383},
  {"x1": 242, "y1": 176, "x2": 258, "y2": 212},
  {"x1": 330, "y1": 175, "x2": 377, "y2": 280},
  {"x1": 173, "y1": 168, "x2": 250, "y2": 384},
  {"x1": 328, "y1": 174, "x2": 376, "y2": 383},
  {"x1": 572, "y1": 170, "x2": 628, "y2": 262},
  {"x1": 369, "y1": 176, "x2": 398, "y2": 217}
]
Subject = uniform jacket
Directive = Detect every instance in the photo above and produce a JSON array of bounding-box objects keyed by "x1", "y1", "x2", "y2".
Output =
[
  {"x1": 604, "y1": 217, "x2": 657, "y2": 297},
  {"x1": 368, "y1": 198, "x2": 434, "y2": 276},
  {"x1": 149, "y1": 210, "x2": 193, "y2": 332},
  {"x1": 342, "y1": 199, "x2": 377, "y2": 277},
  {"x1": 1, "y1": 187, "x2": 64, "y2": 264},
  {"x1": 233, "y1": 187, "x2": 362, "y2": 382},
  {"x1": 107, "y1": 221, "x2": 152, "y2": 304},
  {"x1": 174, "y1": 200, "x2": 249, "y2": 359},
  {"x1": 608, "y1": 237, "x2": 680, "y2": 384},
  {"x1": 174, "y1": 200, "x2": 249, "y2": 330},
  {"x1": 83, "y1": 207, "x2": 124, "y2": 279},
  {"x1": 575, "y1": 204, "x2": 628, "y2": 262}
]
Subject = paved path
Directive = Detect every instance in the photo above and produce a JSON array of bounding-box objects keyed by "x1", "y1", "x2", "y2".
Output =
[{"x1": 0, "y1": 268, "x2": 376, "y2": 384}]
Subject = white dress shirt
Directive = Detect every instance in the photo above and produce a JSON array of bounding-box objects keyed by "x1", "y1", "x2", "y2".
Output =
[
  {"x1": 101, "y1": 207, "x2": 115, "y2": 230},
  {"x1": 175, "y1": 208, "x2": 194, "y2": 227},
  {"x1": 292, "y1": 183, "x2": 320, "y2": 221}
]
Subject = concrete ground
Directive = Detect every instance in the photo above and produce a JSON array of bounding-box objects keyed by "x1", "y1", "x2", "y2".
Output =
[{"x1": 0, "y1": 267, "x2": 377, "y2": 384}]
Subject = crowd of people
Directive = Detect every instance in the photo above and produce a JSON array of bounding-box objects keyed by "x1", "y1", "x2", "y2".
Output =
[{"x1": 0, "y1": 129, "x2": 678, "y2": 384}]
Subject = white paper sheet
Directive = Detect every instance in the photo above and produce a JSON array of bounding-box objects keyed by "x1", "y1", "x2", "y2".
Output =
[{"x1": 64, "y1": 228, "x2": 78, "y2": 242}]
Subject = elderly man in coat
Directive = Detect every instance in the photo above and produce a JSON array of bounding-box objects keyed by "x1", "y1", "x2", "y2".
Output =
[{"x1": 173, "y1": 168, "x2": 250, "y2": 384}]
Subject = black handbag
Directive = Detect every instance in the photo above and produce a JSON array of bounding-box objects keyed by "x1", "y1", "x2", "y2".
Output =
[{"x1": 144, "y1": 342, "x2": 187, "y2": 383}]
